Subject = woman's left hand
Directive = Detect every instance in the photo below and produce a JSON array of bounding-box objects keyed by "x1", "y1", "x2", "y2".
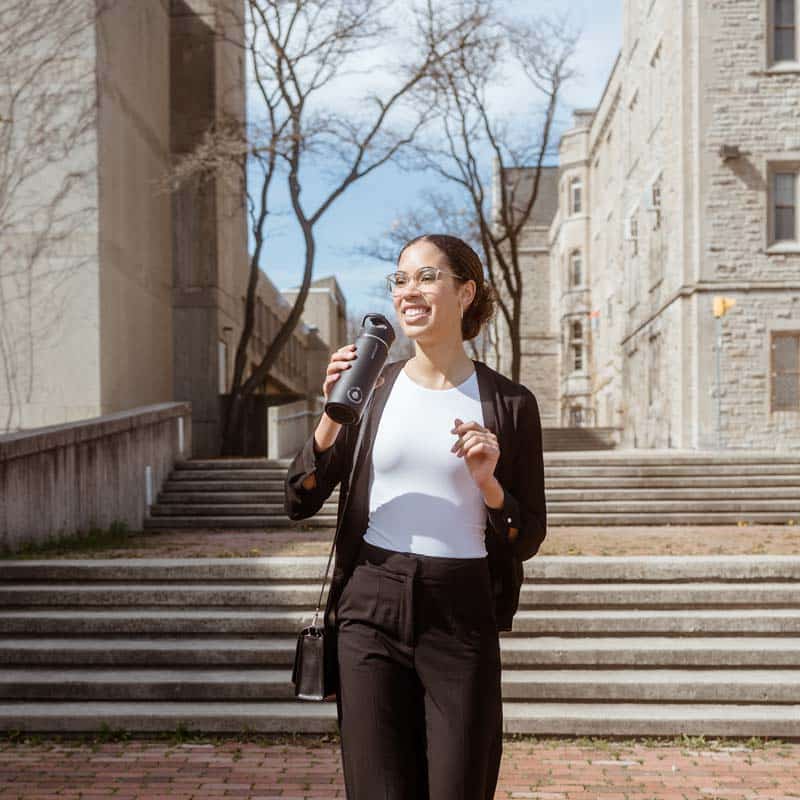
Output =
[{"x1": 450, "y1": 417, "x2": 500, "y2": 489}]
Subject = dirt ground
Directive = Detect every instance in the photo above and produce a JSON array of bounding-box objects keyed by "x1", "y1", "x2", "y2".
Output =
[{"x1": 10, "y1": 523, "x2": 799, "y2": 559}]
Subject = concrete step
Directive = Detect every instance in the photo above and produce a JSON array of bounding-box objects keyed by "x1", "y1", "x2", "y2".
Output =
[
  {"x1": 148, "y1": 498, "x2": 800, "y2": 516},
  {"x1": 536, "y1": 450, "x2": 800, "y2": 464},
  {"x1": 142, "y1": 515, "x2": 338, "y2": 529},
  {"x1": 157, "y1": 487, "x2": 800, "y2": 504},
  {"x1": 501, "y1": 668, "x2": 800, "y2": 702},
  {"x1": 520, "y1": 511, "x2": 799, "y2": 525},
  {"x1": 3, "y1": 552, "x2": 798, "y2": 736},
  {"x1": 543, "y1": 487, "x2": 800, "y2": 500},
  {"x1": 191, "y1": 477, "x2": 800, "y2": 494},
  {"x1": 541, "y1": 499, "x2": 800, "y2": 512},
  {"x1": 172, "y1": 463, "x2": 800, "y2": 481},
  {"x1": 149, "y1": 503, "x2": 290, "y2": 516},
  {"x1": 158, "y1": 492, "x2": 287, "y2": 504},
  {"x1": 543, "y1": 463, "x2": 800, "y2": 476},
  {"x1": 4, "y1": 607, "x2": 800, "y2": 636},
  {"x1": 203, "y1": 451, "x2": 800, "y2": 467},
  {"x1": 3, "y1": 667, "x2": 799, "y2": 704},
  {"x1": 5, "y1": 636, "x2": 800, "y2": 668},
  {"x1": 0, "y1": 667, "x2": 292, "y2": 701},
  {"x1": 542, "y1": 475, "x2": 800, "y2": 488},
  {"x1": 1, "y1": 700, "x2": 799, "y2": 737},
  {"x1": 164, "y1": 481, "x2": 292, "y2": 492},
  {"x1": 4, "y1": 581, "x2": 800, "y2": 608},
  {"x1": 170, "y1": 469, "x2": 293, "y2": 481},
  {"x1": 4, "y1": 554, "x2": 799, "y2": 581},
  {"x1": 140, "y1": 510, "x2": 800, "y2": 528}
]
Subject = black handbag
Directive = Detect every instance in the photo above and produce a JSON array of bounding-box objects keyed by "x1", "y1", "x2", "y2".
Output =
[{"x1": 291, "y1": 524, "x2": 339, "y2": 700}]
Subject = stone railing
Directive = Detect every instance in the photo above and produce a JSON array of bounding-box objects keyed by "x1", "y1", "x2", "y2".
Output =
[
  {"x1": 268, "y1": 397, "x2": 323, "y2": 460},
  {"x1": 0, "y1": 402, "x2": 191, "y2": 553}
]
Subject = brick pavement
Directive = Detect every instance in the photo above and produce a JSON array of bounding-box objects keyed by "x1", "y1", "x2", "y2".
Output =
[{"x1": 0, "y1": 734, "x2": 799, "y2": 799}]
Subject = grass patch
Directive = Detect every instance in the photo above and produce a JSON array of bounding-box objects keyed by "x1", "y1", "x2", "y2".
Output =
[
  {"x1": 1, "y1": 729, "x2": 794, "y2": 752},
  {"x1": 0, "y1": 520, "x2": 135, "y2": 559}
]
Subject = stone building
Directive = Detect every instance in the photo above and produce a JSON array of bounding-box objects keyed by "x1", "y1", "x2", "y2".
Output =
[{"x1": 514, "y1": 0, "x2": 800, "y2": 449}]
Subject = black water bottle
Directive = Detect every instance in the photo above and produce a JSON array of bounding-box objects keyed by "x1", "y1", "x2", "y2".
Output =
[{"x1": 325, "y1": 312, "x2": 396, "y2": 425}]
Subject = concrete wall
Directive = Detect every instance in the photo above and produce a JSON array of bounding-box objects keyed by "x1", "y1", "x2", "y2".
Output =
[
  {"x1": 96, "y1": 0, "x2": 174, "y2": 415},
  {"x1": 170, "y1": 0, "x2": 251, "y2": 456},
  {"x1": 0, "y1": 1, "x2": 101, "y2": 431},
  {"x1": 0, "y1": 402, "x2": 191, "y2": 552}
]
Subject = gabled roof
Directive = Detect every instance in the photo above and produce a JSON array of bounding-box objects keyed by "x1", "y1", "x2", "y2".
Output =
[{"x1": 500, "y1": 165, "x2": 560, "y2": 227}]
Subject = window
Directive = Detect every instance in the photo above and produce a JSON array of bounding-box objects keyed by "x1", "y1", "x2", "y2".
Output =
[
  {"x1": 218, "y1": 340, "x2": 228, "y2": 394},
  {"x1": 570, "y1": 320, "x2": 584, "y2": 371},
  {"x1": 569, "y1": 405, "x2": 584, "y2": 426},
  {"x1": 627, "y1": 90, "x2": 639, "y2": 168},
  {"x1": 773, "y1": 171, "x2": 798, "y2": 242},
  {"x1": 771, "y1": 331, "x2": 800, "y2": 411},
  {"x1": 569, "y1": 250, "x2": 583, "y2": 287},
  {"x1": 651, "y1": 177, "x2": 662, "y2": 219},
  {"x1": 570, "y1": 177, "x2": 583, "y2": 214},
  {"x1": 648, "y1": 333, "x2": 661, "y2": 407},
  {"x1": 774, "y1": 0, "x2": 797, "y2": 62},
  {"x1": 648, "y1": 41, "x2": 663, "y2": 134}
]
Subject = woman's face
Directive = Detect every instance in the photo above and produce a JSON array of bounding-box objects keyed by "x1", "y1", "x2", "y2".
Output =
[{"x1": 393, "y1": 240, "x2": 469, "y2": 341}]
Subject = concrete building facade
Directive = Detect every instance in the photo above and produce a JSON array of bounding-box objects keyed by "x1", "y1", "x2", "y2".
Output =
[
  {"x1": 537, "y1": 0, "x2": 800, "y2": 449},
  {"x1": 0, "y1": 0, "x2": 338, "y2": 458}
]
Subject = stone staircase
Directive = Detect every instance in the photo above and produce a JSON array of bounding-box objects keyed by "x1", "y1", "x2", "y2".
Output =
[
  {"x1": 542, "y1": 426, "x2": 617, "y2": 451},
  {"x1": 142, "y1": 450, "x2": 800, "y2": 530},
  {"x1": 1, "y1": 555, "x2": 799, "y2": 736}
]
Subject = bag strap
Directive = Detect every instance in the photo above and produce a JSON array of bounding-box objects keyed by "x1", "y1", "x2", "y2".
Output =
[{"x1": 309, "y1": 386, "x2": 378, "y2": 630}]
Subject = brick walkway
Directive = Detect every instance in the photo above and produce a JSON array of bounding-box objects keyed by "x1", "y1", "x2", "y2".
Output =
[{"x1": 1, "y1": 735, "x2": 799, "y2": 799}]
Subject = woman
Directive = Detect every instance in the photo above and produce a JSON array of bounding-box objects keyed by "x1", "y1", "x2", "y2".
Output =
[{"x1": 285, "y1": 233, "x2": 547, "y2": 800}]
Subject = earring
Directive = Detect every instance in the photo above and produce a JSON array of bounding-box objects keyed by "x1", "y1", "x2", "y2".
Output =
[{"x1": 459, "y1": 303, "x2": 464, "y2": 320}]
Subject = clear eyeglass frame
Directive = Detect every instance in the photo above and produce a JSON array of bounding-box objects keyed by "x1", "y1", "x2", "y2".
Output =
[{"x1": 385, "y1": 266, "x2": 465, "y2": 296}]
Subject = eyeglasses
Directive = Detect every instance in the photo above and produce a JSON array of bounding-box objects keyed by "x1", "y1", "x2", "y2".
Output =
[{"x1": 385, "y1": 266, "x2": 465, "y2": 296}]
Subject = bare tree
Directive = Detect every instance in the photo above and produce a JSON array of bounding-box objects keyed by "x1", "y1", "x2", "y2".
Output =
[
  {"x1": 0, "y1": 1, "x2": 108, "y2": 433},
  {"x1": 391, "y1": 4, "x2": 579, "y2": 382},
  {"x1": 167, "y1": 0, "x2": 490, "y2": 455}
]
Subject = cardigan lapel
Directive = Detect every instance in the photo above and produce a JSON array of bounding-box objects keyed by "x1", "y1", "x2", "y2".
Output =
[{"x1": 472, "y1": 359, "x2": 498, "y2": 444}]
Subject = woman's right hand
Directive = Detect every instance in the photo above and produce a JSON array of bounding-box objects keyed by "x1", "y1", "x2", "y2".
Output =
[{"x1": 322, "y1": 342, "x2": 358, "y2": 401}]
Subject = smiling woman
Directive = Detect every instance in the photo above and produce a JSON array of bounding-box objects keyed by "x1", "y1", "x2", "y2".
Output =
[{"x1": 285, "y1": 232, "x2": 546, "y2": 800}]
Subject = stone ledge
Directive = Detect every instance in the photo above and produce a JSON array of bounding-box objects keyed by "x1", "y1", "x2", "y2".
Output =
[{"x1": 0, "y1": 401, "x2": 191, "y2": 461}]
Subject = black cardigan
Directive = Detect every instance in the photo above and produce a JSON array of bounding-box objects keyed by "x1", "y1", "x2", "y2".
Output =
[{"x1": 284, "y1": 357, "x2": 547, "y2": 697}]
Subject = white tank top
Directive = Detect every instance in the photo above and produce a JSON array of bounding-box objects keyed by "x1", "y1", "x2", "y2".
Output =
[{"x1": 362, "y1": 364, "x2": 488, "y2": 558}]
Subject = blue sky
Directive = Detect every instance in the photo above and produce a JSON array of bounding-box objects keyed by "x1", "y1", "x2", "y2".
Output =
[{"x1": 251, "y1": 2, "x2": 622, "y2": 325}]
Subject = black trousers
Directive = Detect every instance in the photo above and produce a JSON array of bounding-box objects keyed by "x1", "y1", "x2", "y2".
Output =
[{"x1": 334, "y1": 539, "x2": 503, "y2": 800}]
